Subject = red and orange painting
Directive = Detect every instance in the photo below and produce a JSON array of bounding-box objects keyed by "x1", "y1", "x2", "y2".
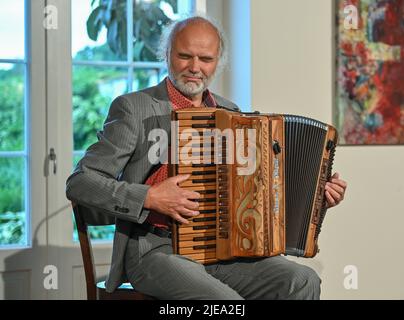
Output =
[{"x1": 336, "y1": 0, "x2": 404, "y2": 145}]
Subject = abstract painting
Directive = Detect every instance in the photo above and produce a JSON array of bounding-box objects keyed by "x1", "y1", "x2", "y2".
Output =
[{"x1": 336, "y1": 0, "x2": 404, "y2": 145}]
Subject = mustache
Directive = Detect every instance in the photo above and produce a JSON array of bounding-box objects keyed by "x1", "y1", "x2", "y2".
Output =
[{"x1": 180, "y1": 72, "x2": 206, "y2": 80}]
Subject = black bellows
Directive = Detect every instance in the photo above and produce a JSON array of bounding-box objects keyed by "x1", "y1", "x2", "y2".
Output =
[{"x1": 284, "y1": 116, "x2": 328, "y2": 256}]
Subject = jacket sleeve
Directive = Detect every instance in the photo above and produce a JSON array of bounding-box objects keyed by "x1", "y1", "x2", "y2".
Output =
[{"x1": 66, "y1": 95, "x2": 150, "y2": 224}]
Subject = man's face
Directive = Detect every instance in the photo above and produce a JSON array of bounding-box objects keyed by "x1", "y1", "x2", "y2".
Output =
[{"x1": 168, "y1": 22, "x2": 220, "y2": 98}]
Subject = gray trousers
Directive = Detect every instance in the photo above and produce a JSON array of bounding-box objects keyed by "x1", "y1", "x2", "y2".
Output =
[{"x1": 124, "y1": 227, "x2": 321, "y2": 300}]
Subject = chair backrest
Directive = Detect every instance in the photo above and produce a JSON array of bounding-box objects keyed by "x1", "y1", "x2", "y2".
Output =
[{"x1": 72, "y1": 203, "x2": 109, "y2": 300}]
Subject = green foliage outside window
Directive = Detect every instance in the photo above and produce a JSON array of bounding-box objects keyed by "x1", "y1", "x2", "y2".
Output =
[
  {"x1": 0, "y1": 65, "x2": 24, "y2": 152},
  {"x1": 0, "y1": 212, "x2": 25, "y2": 245},
  {"x1": 87, "y1": 0, "x2": 178, "y2": 61},
  {"x1": 0, "y1": 66, "x2": 25, "y2": 245},
  {"x1": 0, "y1": 0, "x2": 179, "y2": 245},
  {"x1": 72, "y1": 0, "x2": 177, "y2": 241},
  {"x1": 72, "y1": 44, "x2": 157, "y2": 151}
]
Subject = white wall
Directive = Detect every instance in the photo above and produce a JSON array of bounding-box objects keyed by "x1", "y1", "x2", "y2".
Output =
[
  {"x1": 251, "y1": 0, "x2": 404, "y2": 299},
  {"x1": 207, "y1": 0, "x2": 251, "y2": 111}
]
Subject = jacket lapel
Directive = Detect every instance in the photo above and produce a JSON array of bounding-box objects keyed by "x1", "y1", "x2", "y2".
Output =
[{"x1": 149, "y1": 80, "x2": 173, "y2": 136}]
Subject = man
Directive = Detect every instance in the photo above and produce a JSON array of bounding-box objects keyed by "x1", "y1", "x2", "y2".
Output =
[{"x1": 66, "y1": 16, "x2": 347, "y2": 300}]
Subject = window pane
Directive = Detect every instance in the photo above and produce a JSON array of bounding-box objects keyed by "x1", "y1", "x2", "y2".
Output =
[
  {"x1": 0, "y1": 157, "x2": 26, "y2": 246},
  {"x1": 133, "y1": 0, "x2": 177, "y2": 62},
  {"x1": 72, "y1": 213, "x2": 115, "y2": 242},
  {"x1": 0, "y1": 0, "x2": 25, "y2": 60},
  {"x1": 0, "y1": 63, "x2": 25, "y2": 152},
  {"x1": 159, "y1": 68, "x2": 168, "y2": 82},
  {"x1": 72, "y1": 0, "x2": 127, "y2": 61},
  {"x1": 73, "y1": 66, "x2": 128, "y2": 151},
  {"x1": 73, "y1": 153, "x2": 84, "y2": 168},
  {"x1": 88, "y1": 225, "x2": 115, "y2": 241},
  {"x1": 72, "y1": 0, "x2": 185, "y2": 62},
  {"x1": 132, "y1": 69, "x2": 159, "y2": 91},
  {"x1": 71, "y1": 0, "x2": 194, "y2": 242}
]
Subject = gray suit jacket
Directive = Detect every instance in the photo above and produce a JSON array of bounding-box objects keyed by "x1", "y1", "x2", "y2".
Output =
[{"x1": 66, "y1": 80, "x2": 240, "y2": 292}]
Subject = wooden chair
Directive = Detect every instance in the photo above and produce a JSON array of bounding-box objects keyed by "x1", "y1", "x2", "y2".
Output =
[{"x1": 72, "y1": 203, "x2": 155, "y2": 300}]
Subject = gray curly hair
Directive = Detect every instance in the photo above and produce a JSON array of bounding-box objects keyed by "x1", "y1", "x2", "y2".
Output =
[{"x1": 156, "y1": 15, "x2": 228, "y2": 74}]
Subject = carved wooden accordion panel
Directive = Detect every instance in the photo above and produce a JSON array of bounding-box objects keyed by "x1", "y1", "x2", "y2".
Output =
[{"x1": 169, "y1": 108, "x2": 338, "y2": 264}]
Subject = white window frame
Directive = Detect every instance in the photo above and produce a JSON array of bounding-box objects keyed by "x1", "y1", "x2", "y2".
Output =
[{"x1": 0, "y1": 0, "x2": 47, "y2": 251}]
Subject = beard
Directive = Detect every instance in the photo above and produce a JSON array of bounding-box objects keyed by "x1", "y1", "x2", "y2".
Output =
[{"x1": 168, "y1": 66, "x2": 216, "y2": 98}]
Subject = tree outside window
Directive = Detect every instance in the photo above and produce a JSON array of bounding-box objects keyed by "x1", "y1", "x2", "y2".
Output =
[{"x1": 72, "y1": 0, "x2": 194, "y2": 241}]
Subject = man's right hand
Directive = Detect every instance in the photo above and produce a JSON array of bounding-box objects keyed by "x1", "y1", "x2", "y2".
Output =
[{"x1": 144, "y1": 174, "x2": 200, "y2": 224}]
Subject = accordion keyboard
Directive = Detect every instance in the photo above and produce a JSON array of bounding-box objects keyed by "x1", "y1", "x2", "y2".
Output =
[{"x1": 172, "y1": 108, "x2": 219, "y2": 264}]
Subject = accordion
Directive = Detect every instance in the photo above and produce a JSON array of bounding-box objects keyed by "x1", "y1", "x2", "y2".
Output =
[{"x1": 169, "y1": 107, "x2": 338, "y2": 264}]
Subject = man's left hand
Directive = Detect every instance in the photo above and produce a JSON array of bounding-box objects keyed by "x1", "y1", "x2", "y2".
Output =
[{"x1": 325, "y1": 172, "x2": 347, "y2": 209}]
